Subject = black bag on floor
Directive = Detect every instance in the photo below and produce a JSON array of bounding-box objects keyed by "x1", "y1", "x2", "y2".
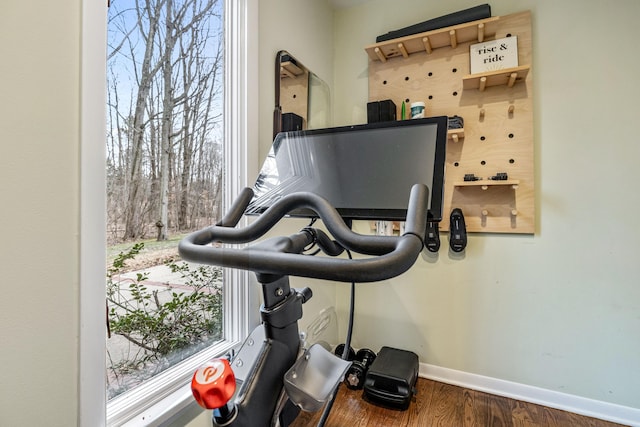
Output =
[{"x1": 362, "y1": 346, "x2": 419, "y2": 410}]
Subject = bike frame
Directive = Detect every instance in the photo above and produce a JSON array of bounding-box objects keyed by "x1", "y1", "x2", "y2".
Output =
[{"x1": 179, "y1": 184, "x2": 429, "y2": 426}]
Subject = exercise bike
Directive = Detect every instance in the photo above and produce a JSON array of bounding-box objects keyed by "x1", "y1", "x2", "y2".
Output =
[{"x1": 178, "y1": 183, "x2": 430, "y2": 426}]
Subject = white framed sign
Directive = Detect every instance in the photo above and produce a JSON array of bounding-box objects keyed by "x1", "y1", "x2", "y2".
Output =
[{"x1": 470, "y1": 36, "x2": 518, "y2": 74}]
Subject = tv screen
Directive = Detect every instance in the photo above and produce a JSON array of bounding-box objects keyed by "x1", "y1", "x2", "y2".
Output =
[{"x1": 245, "y1": 116, "x2": 448, "y2": 221}]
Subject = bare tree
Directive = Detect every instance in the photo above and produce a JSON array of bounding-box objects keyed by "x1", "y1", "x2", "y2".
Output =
[
  {"x1": 124, "y1": 0, "x2": 165, "y2": 239},
  {"x1": 157, "y1": 0, "x2": 219, "y2": 239},
  {"x1": 176, "y1": 4, "x2": 223, "y2": 230},
  {"x1": 107, "y1": 0, "x2": 223, "y2": 242},
  {"x1": 157, "y1": 0, "x2": 176, "y2": 240}
]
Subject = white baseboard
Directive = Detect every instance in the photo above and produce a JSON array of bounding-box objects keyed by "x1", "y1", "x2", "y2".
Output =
[{"x1": 419, "y1": 363, "x2": 640, "y2": 427}]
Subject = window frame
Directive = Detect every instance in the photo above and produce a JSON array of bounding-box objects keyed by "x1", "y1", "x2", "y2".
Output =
[{"x1": 79, "y1": 0, "x2": 259, "y2": 425}]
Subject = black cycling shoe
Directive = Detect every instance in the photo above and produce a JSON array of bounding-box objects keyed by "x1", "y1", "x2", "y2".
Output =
[
  {"x1": 425, "y1": 221, "x2": 440, "y2": 253},
  {"x1": 449, "y1": 208, "x2": 467, "y2": 252}
]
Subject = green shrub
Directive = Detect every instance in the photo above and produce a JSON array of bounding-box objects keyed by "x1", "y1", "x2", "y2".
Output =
[{"x1": 106, "y1": 243, "x2": 223, "y2": 399}]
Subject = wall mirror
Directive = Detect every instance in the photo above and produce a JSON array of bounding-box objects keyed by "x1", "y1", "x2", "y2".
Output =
[{"x1": 273, "y1": 50, "x2": 331, "y2": 138}]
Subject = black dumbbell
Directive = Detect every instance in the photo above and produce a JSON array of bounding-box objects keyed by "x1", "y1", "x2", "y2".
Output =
[
  {"x1": 344, "y1": 348, "x2": 377, "y2": 390},
  {"x1": 334, "y1": 343, "x2": 356, "y2": 361}
]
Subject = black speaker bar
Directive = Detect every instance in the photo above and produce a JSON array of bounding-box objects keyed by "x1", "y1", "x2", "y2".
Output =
[{"x1": 375, "y1": 4, "x2": 491, "y2": 43}]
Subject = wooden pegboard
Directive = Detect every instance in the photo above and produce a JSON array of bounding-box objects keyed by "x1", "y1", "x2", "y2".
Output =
[{"x1": 367, "y1": 11, "x2": 534, "y2": 234}]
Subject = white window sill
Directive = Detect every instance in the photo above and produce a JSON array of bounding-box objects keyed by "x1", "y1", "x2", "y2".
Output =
[
  {"x1": 120, "y1": 381, "x2": 202, "y2": 427},
  {"x1": 108, "y1": 340, "x2": 241, "y2": 426}
]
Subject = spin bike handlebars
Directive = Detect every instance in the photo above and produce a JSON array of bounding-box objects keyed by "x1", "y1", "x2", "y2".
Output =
[{"x1": 178, "y1": 184, "x2": 429, "y2": 283}]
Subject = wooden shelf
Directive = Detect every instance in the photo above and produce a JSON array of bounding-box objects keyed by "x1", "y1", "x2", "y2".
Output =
[
  {"x1": 447, "y1": 128, "x2": 464, "y2": 142},
  {"x1": 454, "y1": 179, "x2": 520, "y2": 190},
  {"x1": 365, "y1": 16, "x2": 500, "y2": 62},
  {"x1": 462, "y1": 65, "x2": 530, "y2": 91},
  {"x1": 280, "y1": 61, "x2": 304, "y2": 79}
]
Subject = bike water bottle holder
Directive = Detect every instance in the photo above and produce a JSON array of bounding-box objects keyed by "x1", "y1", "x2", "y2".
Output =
[{"x1": 284, "y1": 343, "x2": 352, "y2": 412}]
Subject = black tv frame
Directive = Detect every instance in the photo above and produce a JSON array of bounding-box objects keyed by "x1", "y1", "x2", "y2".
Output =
[{"x1": 246, "y1": 116, "x2": 448, "y2": 222}]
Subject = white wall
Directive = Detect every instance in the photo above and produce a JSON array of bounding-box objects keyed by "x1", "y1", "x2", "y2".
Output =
[
  {"x1": 0, "y1": 0, "x2": 83, "y2": 425},
  {"x1": 2, "y1": 0, "x2": 637, "y2": 425},
  {"x1": 333, "y1": 0, "x2": 640, "y2": 411},
  {"x1": 257, "y1": 0, "x2": 335, "y2": 161}
]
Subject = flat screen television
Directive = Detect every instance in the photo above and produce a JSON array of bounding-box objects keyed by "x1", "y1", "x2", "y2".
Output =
[{"x1": 245, "y1": 116, "x2": 448, "y2": 222}]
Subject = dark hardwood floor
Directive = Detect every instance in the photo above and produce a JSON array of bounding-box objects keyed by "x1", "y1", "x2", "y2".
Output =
[{"x1": 290, "y1": 378, "x2": 627, "y2": 427}]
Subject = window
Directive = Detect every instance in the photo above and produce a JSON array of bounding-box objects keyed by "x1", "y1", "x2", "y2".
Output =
[
  {"x1": 105, "y1": 0, "x2": 226, "y2": 400},
  {"x1": 79, "y1": 0, "x2": 257, "y2": 425}
]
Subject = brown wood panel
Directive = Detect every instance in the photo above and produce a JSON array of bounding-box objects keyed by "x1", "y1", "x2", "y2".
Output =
[
  {"x1": 289, "y1": 378, "x2": 628, "y2": 427},
  {"x1": 367, "y1": 11, "x2": 535, "y2": 234}
]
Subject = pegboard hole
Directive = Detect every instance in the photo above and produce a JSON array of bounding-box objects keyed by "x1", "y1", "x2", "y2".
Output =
[
  {"x1": 508, "y1": 133, "x2": 514, "y2": 138},
  {"x1": 481, "y1": 160, "x2": 486, "y2": 165},
  {"x1": 509, "y1": 159, "x2": 515, "y2": 164},
  {"x1": 480, "y1": 136, "x2": 486, "y2": 141},
  {"x1": 292, "y1": 94, "x2": 297, "y2": 99},
  {"x1": 506, "y1": 33, "x2": 512, "y2": 37},
  {"x1": 428, "y1": 95, "x2": 433, "y2": 100},
  {"x1": 452, "y1": 91, "x2": 458, "y2": 96},
  {"x1": 382, "y1": 80, "x2": 387, "y2": 85},
  {"x1": 405, "y1": 98, "x2": 410, "y2": 103},
  {"x1": 405, "y1": 76, "x2": 410, "y2": 81},
  {"x1": 452, "y1": 68, "x2": 458, "y2": 73},
  {"x1": 428, "y1": 72, "x2": 433, "y2": 77},
  {"x1": 454, "y1": 162, "x2": 459, "y2": 167}
]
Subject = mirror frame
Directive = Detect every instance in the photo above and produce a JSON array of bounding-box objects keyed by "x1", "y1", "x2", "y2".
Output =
[{"x1": 274, "y1": 50, "x2": 330, "y2": 139}]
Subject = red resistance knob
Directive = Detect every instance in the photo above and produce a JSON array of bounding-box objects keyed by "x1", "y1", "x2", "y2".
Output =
[{"x1": 191, "y1": 358, "x2": 237, "y2": 409}]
